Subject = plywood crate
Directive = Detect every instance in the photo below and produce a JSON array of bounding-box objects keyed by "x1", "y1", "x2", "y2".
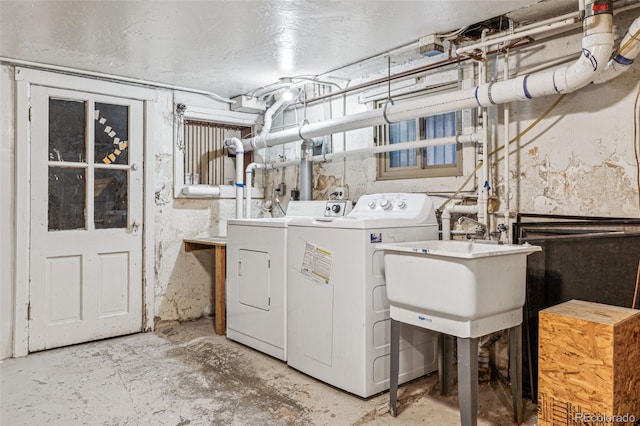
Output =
[{"x1": 538, "y1": 300, "x2": 640, "y2": 426}]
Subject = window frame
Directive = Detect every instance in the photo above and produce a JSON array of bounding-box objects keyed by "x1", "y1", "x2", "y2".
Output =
[
  {"x1": 173, "y1": 104, "x2": 259, "y2": 199},
  {"x1": 182, "y1": 118, "x2": 252, "y2": 186},
  {"x1": 376, "y1": 90, "x2": 463, "y2": 181}
]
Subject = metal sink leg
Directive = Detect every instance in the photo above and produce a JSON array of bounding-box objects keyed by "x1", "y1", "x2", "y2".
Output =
[
  {"x1": 457, "y1": 337, "x2": 478, "y2": 426},
  {"x1": 389, "y1": 318, "x2": 400, "y2": 417}
]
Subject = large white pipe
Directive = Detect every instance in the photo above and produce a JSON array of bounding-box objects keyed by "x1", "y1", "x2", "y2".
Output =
[
  {"x1": 181, "y1": 185, "x2": 222, "y2": 197},
  {"x1": 237, "y1": 1, "x2": 614, "y2": 153},
  {"x1": 227, "y1": 97, "x2": 292, "y2": 218},
  {"x1": 593, "y1": 16, "x2": 640, "y2": 84},
  {"x1": 225, "y1": 137, "x2": 245, "y2": 219},
  {"x1": 242, "y1": 97, "x2": 289, "y2": 150},
  {"x1": 269, "y1": 134, "x2": 479, "y2": 168},
  {"x1": 245, "y1": 163, "x2": 269, "y2": 218}
]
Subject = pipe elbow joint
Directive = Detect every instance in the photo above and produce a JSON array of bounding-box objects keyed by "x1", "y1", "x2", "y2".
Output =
[
  {"x1": 226, "y1": 137, "x2": 244, "y2": 155},
  {"x1": 245, "y1": 162, "x2": 265, "y2": 173}
]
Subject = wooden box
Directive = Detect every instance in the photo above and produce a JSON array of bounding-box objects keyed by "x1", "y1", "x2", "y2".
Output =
[{"x1": 538, "y1": 300, "x2": 640, "y2": 426}]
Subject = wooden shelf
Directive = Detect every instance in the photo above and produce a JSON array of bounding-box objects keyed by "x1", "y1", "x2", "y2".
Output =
[{"x1": 184, "y1": 236, "x2": 227, "y2": 335}]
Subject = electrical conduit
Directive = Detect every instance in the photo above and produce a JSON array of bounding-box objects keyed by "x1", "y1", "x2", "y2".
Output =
[
  {"x1": 503, "y1": 49, "x2": 511, "y2": 241},
  {"x1": 479, "y1": 29, "x2": 490, "y2": 231}
]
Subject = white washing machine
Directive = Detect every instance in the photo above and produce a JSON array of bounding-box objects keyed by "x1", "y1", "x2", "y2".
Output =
[
  {"x1": 226, "y1": 200, "x2": 346, "y2": 361},
  {"x1": 286, "y1": 193, "x2": 440, "y2": 397}
]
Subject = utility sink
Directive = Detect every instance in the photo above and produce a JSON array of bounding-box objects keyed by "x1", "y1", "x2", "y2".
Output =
[{"x1": 377, "y1": 240, "x2": 541, "y2": 338}]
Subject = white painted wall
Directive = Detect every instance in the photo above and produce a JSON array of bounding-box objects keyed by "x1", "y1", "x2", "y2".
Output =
[
  {"x1": 150, "y1": 90, "x2": 227, "y2": 327},
  {"x1": 499, "y1": 12, "x2": 640, "y2": 217},
  {"x1": 150, "y1": 90, "x2": 256, "y2": 326}
]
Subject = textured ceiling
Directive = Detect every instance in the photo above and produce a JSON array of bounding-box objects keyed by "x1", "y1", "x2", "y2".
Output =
[{"x1": 1, "y1": 1, "x2": 580, "y2": 99}]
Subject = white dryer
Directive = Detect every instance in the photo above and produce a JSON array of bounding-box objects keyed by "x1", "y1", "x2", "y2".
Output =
[
  {"x1": 226, "y1": 201, "x2": 334, "y2": 361},
  {"x1": 286, "y1": 193, "x2": 440, "y2": 397}
]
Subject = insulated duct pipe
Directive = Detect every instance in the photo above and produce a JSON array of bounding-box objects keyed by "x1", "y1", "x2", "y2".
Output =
[
  {"x1": 237, "y1": 1, "x2": 614, "y2": 152},
  {"x1": 300, "y1": 140, "x2": 314, "y2": 201},
  {"x1": 245, "y1": 162, "x2": 270, "y2": 218},
  {"x1": 593, "y1": 16, "x2": 640, "y2": 84},
  {"x1": 224, "y1": 137, "x2": 245, "y2": 219}
]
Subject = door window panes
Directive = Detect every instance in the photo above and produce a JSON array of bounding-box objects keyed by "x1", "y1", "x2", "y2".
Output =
[
  {"x1": 95, "y1": 102, "x2": 129, "y2": 165},
  {"x1": 94, "y1": 169, "x2": 128, "y2": 229},
  {"x1": 48, "y1": 167, "x2": 86, "y2": 230},
  {"x1": 49, "y1": 99, "x2": 86, "y2": 162}
]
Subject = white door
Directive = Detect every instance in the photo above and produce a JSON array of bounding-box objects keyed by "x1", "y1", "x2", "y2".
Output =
[{"x1": 29, "y1": 86, "x2": 143, "y2": 352}]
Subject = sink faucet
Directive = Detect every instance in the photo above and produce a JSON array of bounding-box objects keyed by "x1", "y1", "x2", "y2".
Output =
[{"x1": 456, "y1": 216, "x2": 487, "y2": 238}]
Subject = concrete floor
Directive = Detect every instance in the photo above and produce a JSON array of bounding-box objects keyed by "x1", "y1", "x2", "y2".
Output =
[{"x1": 1, "y1": 319, "x2": 538, "y2": 425}]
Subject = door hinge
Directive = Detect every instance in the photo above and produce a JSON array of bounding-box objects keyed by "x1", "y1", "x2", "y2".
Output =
[
  {"x1": 28, "y1": 106, "x2": 32, "y2": 122},
  {"x1": 27, "y1": 301, "x2": 31, "y2": 320},
  {"x1": 268, "y1": 260, "x2": 271, "y2": 268}
]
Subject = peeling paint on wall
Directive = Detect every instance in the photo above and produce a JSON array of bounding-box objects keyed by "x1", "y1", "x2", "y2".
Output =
[{"x1": 526, "y1": 153, "x2": 638, "y2": 216}]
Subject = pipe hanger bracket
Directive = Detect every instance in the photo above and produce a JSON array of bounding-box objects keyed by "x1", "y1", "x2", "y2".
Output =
[
  {"x1": 298, "y1": 119, "x2": 309, "y2": 141},
  {"x1": 382, "y1": 98, "x2": 395, "y2": 125}
]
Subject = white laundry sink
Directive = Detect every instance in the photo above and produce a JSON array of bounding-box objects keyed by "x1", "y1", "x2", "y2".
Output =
[{"x1": 377, "y1": 240, "x2": 541, "y2": 338}]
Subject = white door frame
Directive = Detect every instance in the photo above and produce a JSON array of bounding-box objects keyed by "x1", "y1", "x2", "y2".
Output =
[{"x1": 13, "y1": 67, "x2": 157, "y2": 357}]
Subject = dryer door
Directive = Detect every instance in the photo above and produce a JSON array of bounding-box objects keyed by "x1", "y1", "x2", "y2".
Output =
[{"x1": 238, "y1": 249, "x2": 271, "y2": 311}]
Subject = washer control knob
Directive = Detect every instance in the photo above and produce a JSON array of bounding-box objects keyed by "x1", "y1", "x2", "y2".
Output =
[
  {"x1": 379, "y1": 199, "x2": 392, "y2": 210},
  {"x1": 396, "y1": 200, "x2": 406, "y2": 209},
  {"x1": 367, "y1": 201, "x2": 377, "y2": 209},
  {"x1": 331, "y1": 203, "x2": 341, "y2": 213}
]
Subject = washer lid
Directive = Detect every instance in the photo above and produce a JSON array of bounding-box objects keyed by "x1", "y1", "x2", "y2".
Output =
[
  {"x1": 227, "y1": 217, "x2": 291, "y2": 228},
  {"x1": 287, "y1": 216, "x2": 439, "y2": 229}
]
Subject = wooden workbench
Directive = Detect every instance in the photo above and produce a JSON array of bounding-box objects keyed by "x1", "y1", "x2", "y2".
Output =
[{"x1": 184, "y1": 236, "x2": 227, "y2": 335}]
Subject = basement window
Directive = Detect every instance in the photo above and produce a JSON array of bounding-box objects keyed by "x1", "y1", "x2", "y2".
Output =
[
  {"x1": 173, "y1": 103, "x2": 257, "y2": 198},
  {"x1": 182, "y1": 120, "x2": 251, "y2": 185},
  {"x1": 377, "y1": 109, "x2": 462, "y2": 180}
]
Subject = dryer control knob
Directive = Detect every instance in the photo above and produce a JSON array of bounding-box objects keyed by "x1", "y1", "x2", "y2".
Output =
[
  {"x1": 368, "y1": 201, "x2": 377, "y2": 209},
  {"x1": 380, "y1": 199, "x2": 392, "y2": 210},
  {"x1": 396, "y1": 200, "x2": 406, "y2": 209}
]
